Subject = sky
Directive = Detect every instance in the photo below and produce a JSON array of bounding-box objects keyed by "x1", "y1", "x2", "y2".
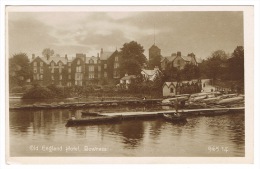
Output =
[{"x1": 8, "y1": 11, "x2": 244, "y2": 60}]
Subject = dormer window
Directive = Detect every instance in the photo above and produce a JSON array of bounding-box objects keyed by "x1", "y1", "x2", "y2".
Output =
[
  {"x1": 89, "y1": 59, "x2": 94, "y2": 64},
  {"x1": 77, "y1": 60, "x2": 80, "y2": 65}
]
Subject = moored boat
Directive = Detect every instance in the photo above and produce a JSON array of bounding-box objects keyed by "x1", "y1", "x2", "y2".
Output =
[
  {"x1": 162, "y1": 113, "x2": 187, "y2": 123},
  {"x1": 81, "y1": 111, "x2": 102, "y2": 116},
  {"x1": 65, "y1": 115, "x2": 122, "y2": 126}
]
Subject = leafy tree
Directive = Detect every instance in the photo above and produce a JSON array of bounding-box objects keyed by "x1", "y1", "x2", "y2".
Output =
[
  {"x1": 163, "y1": 65, "x2": 181, "y2": 82},
  {"x1": 181, "y1": 63, "x2": 200, "y2": 80},
  {"x1": 228, "y1": 46, "x2": 244, "y2": 81},
  {"x1": 119, "y1": 41, "x2": 147, "y2": 76},
  {"x1": 42, "y1": 48, "x2": 54, "y2": 60},
  {"x1": 202, "y1": 50, "x2": 228, "y2": 81},
  {"x1": 9, "y1": 53, "x2": 31, "y2": 87}
]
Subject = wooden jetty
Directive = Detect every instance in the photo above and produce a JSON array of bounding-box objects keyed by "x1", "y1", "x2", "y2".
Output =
[
  {"x1": 99, "y1": 107, "x2": 244, "y2": 119},
  {"x1": 65, "y1": 107, "x2": 244, "y2": 127},
  {"x1": 9, "y1": 99, "x2": 162, "y2": 110}
]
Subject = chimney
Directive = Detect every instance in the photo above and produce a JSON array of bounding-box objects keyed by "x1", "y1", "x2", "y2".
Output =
[
  {"x1": 177, "y1": 51, "x2": 181, "y2": 56},
  {"x1": 125, "y1": 73, "x2": 128, "y2": 77},
  {"x1": 97, "y1": 53, "x2": 99, "y2": 58},
  {"x1": 101, "y1": 48, "x2": 103, "y2": 54},
  {"x1": 171, "y1": 53, "x2": 176, "y2": 57},
  {"x1": 32, "y1": 54, "x2": 35, "y2": 59},
  {"x1": 65, "y1": 54, "x2": 68, "y2": 60},
  {"x1": 188, "y1": 53, "x2": 195, "y2": 58}
]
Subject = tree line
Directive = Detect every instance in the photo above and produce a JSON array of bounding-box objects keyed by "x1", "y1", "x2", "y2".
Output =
[{"x1": 9, "y1": 42, "x2": 244, "y2": 97}]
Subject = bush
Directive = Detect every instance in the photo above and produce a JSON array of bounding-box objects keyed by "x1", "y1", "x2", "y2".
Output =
[{"x1": 23, "y1": 85, "x2": 54, "y2": 99}]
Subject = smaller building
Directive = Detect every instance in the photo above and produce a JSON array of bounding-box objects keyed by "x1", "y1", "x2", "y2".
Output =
[
  {"x1": 119, "y1": 74, "x2": 137, "y2": 89},
  {"x1": 163, "y1": 80, "x2": 201, "y2": 97},
  {"x1": 141, "y1": 66, "x2": 162, "y2": 81}
]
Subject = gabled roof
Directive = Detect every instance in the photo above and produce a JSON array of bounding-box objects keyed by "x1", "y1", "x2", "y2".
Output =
[
  {"x1": 31, "y1": 56, "x2": 68, "y2": 64},
  {"x1": 86, "y1": 56, "x2": 99, "y2": 64},
  {"x1": 141, "y1": 68, "x2": 161, "y2": 76},
  {"x1": 121, "y1": 75, "x2": 136, "y2": 80},
  {"x1": 161, "y1": 56, "x2": 176, "y2": 62},
  {"x1": 100, "y1": 51, "x2": 113, "y2": 60},
  {"x1": 163, "y1": 82, "x2": 178, "y2": 88},
  {"x1": 180, "y1": 55, "x2": 192, "y2": 62},
  {"x1": 49, "y1": 56, "x2": 68, "y2": 64}
]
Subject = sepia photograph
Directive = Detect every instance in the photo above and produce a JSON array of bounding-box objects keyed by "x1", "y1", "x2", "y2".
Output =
[{"x1": 5, "y1": 5, "x2": 254, "y2": 164}]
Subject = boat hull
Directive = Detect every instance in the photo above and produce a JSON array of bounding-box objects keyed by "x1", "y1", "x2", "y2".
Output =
[
  {"x1": 162, "y1": 114, "x2": 187, "y2": 123},
  {"x1": 66, "y1": 115, "x2": 122, "y2": 127}
]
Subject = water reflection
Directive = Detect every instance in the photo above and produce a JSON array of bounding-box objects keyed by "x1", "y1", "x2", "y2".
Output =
[{"x1": 9, "y1": 106, "x2": 245, "y2": 157}]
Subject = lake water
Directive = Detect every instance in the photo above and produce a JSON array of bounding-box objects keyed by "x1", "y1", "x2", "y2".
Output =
[{"x1": 9, "y1": 99, "x2": 245, "y2": 157}]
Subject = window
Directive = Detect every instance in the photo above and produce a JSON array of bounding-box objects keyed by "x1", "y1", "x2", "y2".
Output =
[
  {"x1": 177, "y1": 60, "x2": 181, "y2": 64},
  {"x1": 68, "y1": 62, "x2": 71, "y2": 66},
  {"x1": 104, "y1": 64, "x2": 107, "y2": 69},
  {"x1": 67, "y1": 82, "x2": 71, "y2": 87},
  {"x1": 34, "y1": 62, "x2": 37, "y2": 67},
  {"x1": 114, "y1": 63, "x2": 119, "y2": 69},
  {"x1": 89, "y1": 73, "x2": 94, "y2": 79},
  {"x1": 114, "y1": 71, "x2": 119, "y2": 78},
  {"x1": 59, "y1": 62, "x2": 62, "y2": 66},
  {"x1": 40, "y1": 62, "x2": 43, "y2": 67},
  {"x1": 98, "y1": 73, "x2": 101, "y2": 78},
  {"x1": 51, "y1": 75, "x2": 54, "y2": 80},
  {"x1": 170, "y1": 88, "x2": 174, "y2": 93},
  {"x1": 68, "y1": 75, "x2": 71, "y2": 80},
  {"x1": 51, "y1": 68, "x2": 54, "y2": 73},
  {"x1": 40, "y1": 68, "x2": 43, "y2": 74},
  {"x1": 51, "y1": 62, "x2": 55, "y2": 66},
  {"x1": 89, "y1": 59, "x2": 94, "y2": 64},
  {"x1": 34, "y1": 67, "x2": 37, "y2": 73},
  {"x1": 77, "y1": 60, "x2": 80, "y2": 65},
  {"x1": 68, "y1": 68, "x2": 71, "y2": 73},
  {"x1": 76, "y1": 66, "x2": 82, "y2": 72},
  {"x1": 89, "y1": 66, "x2": 94, "y2": 72},
  {"x1": 75, "y1": 73, "x2": 82, "y2": 80},
  {"x1": 40, "y1": 75, "x2": 43, "y2": 80},
  {"x1": 104, "y1": 72, "x2": 107, "y2": 78},
  {"x1": 98, "y1": 66, "x2": 101, "y2": 71},
  {"x1": 59, "y1": 68, "x2": 62, "y2": 73},
  {"x1": 115, "y1": 56, "x2": 118, "y2": 61},
  {"x1": 60, "y1": 75, "x2": 62, "y2": 80}
]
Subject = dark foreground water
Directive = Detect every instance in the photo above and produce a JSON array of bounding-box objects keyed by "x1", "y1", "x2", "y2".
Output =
[{"x1": 9, "y1": 99, "x2": 245, "y2": 157}]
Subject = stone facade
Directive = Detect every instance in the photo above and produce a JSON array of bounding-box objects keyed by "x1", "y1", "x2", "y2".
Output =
[{"x1": 30, "y1": 49, "x2": 120, "y2": 86}]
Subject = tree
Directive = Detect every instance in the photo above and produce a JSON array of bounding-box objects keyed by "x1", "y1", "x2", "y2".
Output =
[
  {"x1": 119, "y1": 41, "x2": 147, "y2": 76},
  {"x1": 202, "y1": 50, "x2": 228, "y2": 81},
  {"x1": 42, "y1": 48, "x2": 54, "y2": 60},
  {"x1": 228, "y1": 46, "x2": 244, "y2": 81},
  {"x1": 163, "y1": 64, "x2": 181, "y2": 82},
  {"x1": 9, "y1": 53, "x2": 31, "y2": 87},
  {"x1": 181, "y1": 63, "x2": 200, "y2": 81}
]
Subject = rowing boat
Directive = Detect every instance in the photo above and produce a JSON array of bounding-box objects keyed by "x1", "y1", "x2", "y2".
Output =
[
  {"x1": 65, "y1": 115, "x2": 122, "y2": 127},
  {"x1": 162, "y1": 113, "x2": 187, "y2": 123}
]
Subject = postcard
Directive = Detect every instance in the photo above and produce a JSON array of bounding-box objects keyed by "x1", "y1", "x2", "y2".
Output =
[{"x1": 5, "y1": 5, "x2": 254, "y2": 164}]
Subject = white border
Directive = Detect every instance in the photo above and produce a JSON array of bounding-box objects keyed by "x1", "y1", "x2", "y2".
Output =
[{"x1": 1, "y1": 0, "x2": 259, "y2": 168}]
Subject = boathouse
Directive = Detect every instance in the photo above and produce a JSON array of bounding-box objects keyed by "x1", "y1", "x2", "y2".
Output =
[{"x1": 162, "y1": 80, "x2": 201, "y2": 97}]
